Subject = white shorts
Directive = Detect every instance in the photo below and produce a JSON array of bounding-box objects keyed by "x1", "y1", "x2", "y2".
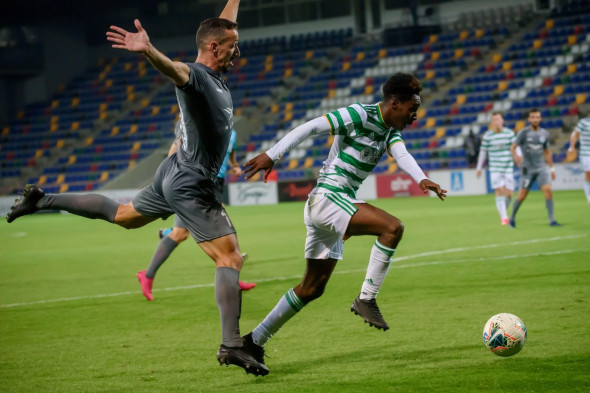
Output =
[
  {"x1": 304, "y1": 193, "x2": 360, "y2": 260},
  {"x1": 581, "y1": 156, "x2": 590, "y2": 172},
  {"x1": 490, "y1": 172, "x2": 515, "y2": 191}
]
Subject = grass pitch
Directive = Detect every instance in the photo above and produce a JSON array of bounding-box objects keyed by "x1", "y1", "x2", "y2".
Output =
[{"x1": 1, "y1": 190, "x2": 589, "y2": 392}]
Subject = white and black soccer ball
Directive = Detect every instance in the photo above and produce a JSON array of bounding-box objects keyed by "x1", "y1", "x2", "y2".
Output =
[{"x1": 482, "y1": 313, "x2": 527, "y2": 357}]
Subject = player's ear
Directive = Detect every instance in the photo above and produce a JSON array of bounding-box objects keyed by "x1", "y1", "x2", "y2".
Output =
[{"x1": 209, "y1": 41, "x2": 219, "y2": 55}]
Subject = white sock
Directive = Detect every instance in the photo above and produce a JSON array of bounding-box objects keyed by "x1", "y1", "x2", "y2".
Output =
[
  {"x1": 584, "y1": 181, "x2": 590, "y2": 205},
  {"x1": 495, "y1": 196, "x2": 508, "y2": 220},
  {"x1": 359, "y1": 240, "x2": 395, "y2": 300},
  {"x1": 251, "y1": 288, "x2": 305, "y2": 347}
]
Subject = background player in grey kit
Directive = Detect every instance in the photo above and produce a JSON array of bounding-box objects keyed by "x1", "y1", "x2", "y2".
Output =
[
  {"x1": 6, "y1": 0, "x2": 268, "y2": 376},
  {"x1": 509, "y1": 108, "x2": 561, "y2": 227}
]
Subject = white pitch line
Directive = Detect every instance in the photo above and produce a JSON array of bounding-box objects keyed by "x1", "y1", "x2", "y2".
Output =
[{"x1": 0, "y1": 235, "x2": 587, "y2": 309}]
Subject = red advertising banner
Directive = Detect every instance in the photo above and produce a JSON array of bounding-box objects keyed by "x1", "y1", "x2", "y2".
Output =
[
  {"x1": 278, "y1": 180, "x2": 316, "y2": 202},
  {"x1": 376, "y1": 173, "x2": 428, "y2": 198}
]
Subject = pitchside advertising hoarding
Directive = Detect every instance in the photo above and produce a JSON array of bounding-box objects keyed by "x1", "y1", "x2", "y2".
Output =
[
  {"x1": 228, "y1": 181, "x2": 278, "y2": 206},
  {"x1": 376, "y1": 173, "x2": 428, "y2": 198}
]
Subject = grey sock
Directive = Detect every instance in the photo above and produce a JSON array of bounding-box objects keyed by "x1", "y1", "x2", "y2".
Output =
[
  {"x1": 510, "y1": 199, "x2": 521, "y2": 220},
  {"x1": 215, "y1": 267, "x2": 242, "y2": 347},
  {"x1": 146, "y1": 237, "x2": 178, "y2": 279},
  {"x1": 38, "y1": 193, "x2": 119, "y2": 222},
  {"x1": 505, "y1": 195, "x2": 512, "y2": 210},
  {"x1": 545, "y1": 199, "x2": 555, "y2": 222}
]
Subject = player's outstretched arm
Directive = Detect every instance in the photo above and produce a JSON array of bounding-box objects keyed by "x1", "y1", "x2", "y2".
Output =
[
  {"x1": 244, "y1": 116, "x2": 331, "y2": 181},
  {"x1": 107, "y1": 19, "x2": 190, "y2": 86},
  {"x1": 219, "y1": 0, "x2": 241, "y2": 22}
]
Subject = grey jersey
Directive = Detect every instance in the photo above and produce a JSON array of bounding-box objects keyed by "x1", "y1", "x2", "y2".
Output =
[
  {"x1": 514, "y1": 126, "x2": 550, "y2": 171},
  {"x1": 173, "y1": 119, "x2": 183, "y2": 139},
  {"x1": 175, "y1": 62, "x2": 233, "y2": 181}
]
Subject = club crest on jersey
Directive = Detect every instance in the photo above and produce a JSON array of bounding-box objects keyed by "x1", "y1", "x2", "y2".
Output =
[{"x1": 360, "y1": 147, "x2": 380, "y2": 164}]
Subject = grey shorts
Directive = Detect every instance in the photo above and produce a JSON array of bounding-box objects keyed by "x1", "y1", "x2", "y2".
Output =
[
  {"x1": 133, "y1": 153, "x2": 236, "y2": 243},
  {"x1": 519, "y1": 167, "x2": 551, "y2": 190}
]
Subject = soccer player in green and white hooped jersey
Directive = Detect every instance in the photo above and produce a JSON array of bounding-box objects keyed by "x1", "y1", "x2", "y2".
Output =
[
  {"x1": 568, "y1": 116, "x2": 590, "y2": 205},
  {"x1": 476, "y1": 112, "x2": 516, "y2": 225},
  {"x1": 242, "y1": 72, "x2": 447, "y2": 371}
]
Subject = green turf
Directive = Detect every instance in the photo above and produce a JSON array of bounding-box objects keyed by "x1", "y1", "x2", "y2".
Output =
[{"x1": 1, "y1": 190, "x2": 589, "y2": 392}]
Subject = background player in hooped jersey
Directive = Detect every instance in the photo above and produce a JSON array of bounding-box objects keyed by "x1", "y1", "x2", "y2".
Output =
[
  {"x1": 476, "y1": 112, "x2": 516, "y2": 225},
  {"x1": 509, "y1": 108, "x2": 561, "y2": 227},
  {"x1": 241, "y1": 72, "x2": 447, "y2": 370},
  {"x1": 568, "y1": 116, "x2": 590, "y2": 205},
  {"x1": 137, "y1": 121, "x2": 256, "y2": 302}
]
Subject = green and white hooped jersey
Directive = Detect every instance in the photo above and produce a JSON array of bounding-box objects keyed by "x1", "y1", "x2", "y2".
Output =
[
  {"x1": 480, "y1": 127, "x2": 516, "y2": 174},
  {"x1": 316, "y1": 102, "x2": 403, "y2": 199},
  {"x1": 575, "y1": 117, "x2": 590, "y2": 158}
]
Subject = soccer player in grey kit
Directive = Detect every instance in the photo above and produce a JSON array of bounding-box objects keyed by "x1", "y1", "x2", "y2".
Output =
[
  {"x1": 509, "y1": 108, "x2": 561, "y2": 227},
  {"x1": 6, "y1": 0, "x2": 268, "y2": 376}
]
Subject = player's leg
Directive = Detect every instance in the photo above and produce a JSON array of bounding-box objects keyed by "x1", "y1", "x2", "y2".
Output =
[
  {"x1": 345, "y1": 203, "x2": 403, "y2": 331},
  {"x1": 537, "y1": 169, "x2": 560, "y2": 226},
  {"x1": 7, "y1": 184, "x2": 121, "y2": 224},
  {"x1": 510, "y1": 171, "x2": 533, "y2": 227},
  {"x1": 495, "y1": 187, "x2": 509, "y2": 224},
  {"x1": 249, "y1": 195, "x2": 343, "y2": 350}
]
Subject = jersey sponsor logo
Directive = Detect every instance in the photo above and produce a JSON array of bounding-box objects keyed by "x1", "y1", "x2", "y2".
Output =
[{"x1": 360, "y1": 147, "x2": 380, "y2": 165}]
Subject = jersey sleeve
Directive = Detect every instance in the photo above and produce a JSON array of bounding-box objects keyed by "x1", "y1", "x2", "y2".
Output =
[
  {"x1": 514, "y1": 129, "x2": 525, "y2": 147},
  {"x1": 386, "y1": 130, "x2": 404, "y2": 154},
  {"x1": 178, "y1": 63, "x2": 206, "y2": 91}
]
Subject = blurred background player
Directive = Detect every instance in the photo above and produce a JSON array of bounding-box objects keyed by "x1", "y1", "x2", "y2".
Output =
[
  {"x1": 568, "y1": 116, "x2": 590, "y2": 206},
  {"x1": 476, "y1": 112, "x2": 516, "y2": 225},
  {"x1": 509, "y1": 109, "x2": 561, "y2": 227},
  {"x1": 241, "y1": 72, "x2": 446, "y2": 370},
  {"x1": 137, "y1": 122, "x2": 256, "y2": 301}
]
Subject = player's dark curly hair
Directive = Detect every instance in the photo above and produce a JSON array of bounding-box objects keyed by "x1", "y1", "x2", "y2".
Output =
[
  {"x1": 383, "y1": 72, "x2": 422, "y2": 103},
  {"x1": 196, "y1": 18, "x2": 238, "y2": 50}
]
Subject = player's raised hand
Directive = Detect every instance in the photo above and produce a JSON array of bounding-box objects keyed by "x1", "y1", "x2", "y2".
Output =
[
  {"x1": 244, "y1": 153, "x2": 274, "y2": 182},
  {"x1": 419, "y1": 179, "x2": 447, "y2": 201},
  {"x1": 107, "y1": 19, "x2": 150, "y2": 53}
]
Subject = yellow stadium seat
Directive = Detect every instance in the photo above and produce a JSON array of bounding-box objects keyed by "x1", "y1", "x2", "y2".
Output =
[
  {"x1": 35, "y1": 149, "x2": 43, "y2": 159},
  {"x1": 265, "y1": 55, "x2": 273, "y2": 63},
  {"x1": 378, "y1": 49, "x2": 387, "y2": 59},
  {"x1": 456, "y1": 95, "x2": 466, "y2": 105},
  {"x1": 111, "y1": 126, "x2": 119, "y2": 136},
  {"x1": 100, "y1": 172, "x2": 109, "y2": 182},
  {"x1": 127, "y1": 93, "x2": 135, "y2": 101},
  {"x1": 59, "y1": 184, "x2": 69, "y2": 193},
  {"x1": 328, "y1": 89, "x2": 336, "y2": 98},
  {"x1": 431, "y1": 52, "x2": 440, "y2": 61},
  {"x1": 128, "y1": 161, "x2": 136, "y2": 169},
  {"x1": 39, "y1": 175, "x2": 47, "y2": 185},
  {"x1": 356, "y1": 52, "x2": 365, "y2": 61},
  {"x1": 270, "y1": 104, "x2": 279, "y2": 113},
  {"x1": 68, "y1": 155, "x2": 76, "y2": 165},
  {"x1": 454, "y1": 49, "x2": 464, "y2": 59},
  {"x1": 51, "y1": 100, "x2": 59, "y2": 108},
  {"x1": 305, "y1": 51, "x2": 314, "y2": 60},
  {"x1": 132, "y1": 142, "x2": 141, "y2": 151},
  {"x1": 130, "y1": 124, "x2": 138, "y2": 134},
  {"x1": 342, "y1": 62, "x2": 351, "y2": 71},
  {"x1": 284, "y1": 112, "x2": 293, "y2": 122},
  {"x1": 152, "y1": 106, "x2": 160, "y2": 115},
  {"x1": 170, "y1": 104, "x2": 179, "y2": 113},
  {"x1": 435, "y1": 127, "x2": 446, "y2": 138},
  {"x1": 239, "y1": 58, "x2": 248, "y2": 67},
  {"x1": 545, "y1": 19, "x2": 554, "y2": 29},
  {"x1": 417, "y1": 108, "x2": 427, "y2": 119},
  {"x1": 502, "y1": 62, "x2": 512, "y2": 71},
  {"x1": 284, "y1": 68, "x2": 293, "y2": 78},
  {"x1": 56, "y1": 139, "x2": 65, "y2": 148},
  {"x1": 57, "y1": 174, "x2": 65, "y2": 184},
  {"x1": 139, "y1": 69, "x2": 147, "y2": 77},
  {"x1": 576, "y1": 94, "x2": 586, "y2": 104},
  {"x1": 85, "y1": 137, "x2": 93, "y2": 146},
  {"x1": 459, "y1": 30, "x2": 469, "y2": 40},
  {"x1": 141, "y1": 99, "x2": 150, "y2": 107},
  {"x1": 71, "y1": 122, "x2": 80, "y2": 131},
  {"x1": 568, "y1": 35, "x2": 577, "y2": 45},
  {"x1": 126, "y1": 85, "x2": 134, "y2": 93},
  {"x1": 498, "y1": 81, "x2": 508, "y2": 91},
  {"x1": 303, "y1": 158, "x2": 314, "y2": 168},
  {"x1": 105, "y1": 79, "x2": 113, "y2": 88},
  {"x1": 50, "y1": 124, "x2": 58, "y2": 132},
  {"x1": 475, "y1": 29, "x2": 485, "y2": 38},
  {"x1": 426, "y1": 70, "x2": 435, "y2": 79},
  {"x1": 429, "y1": 34, "x2": 438, "y2": 43},
  {"x1": 425, "y1": 118, "x2": 436, "y2": 128},
  {"x1": 514, "y1": 120, "x2": 526, "y2": 131},
  {"x1": 553, "y1": 85, "x2": 564, "y2": 96},
  {"x1": 387, "y1": 163, "x2": 398, "y2": 173},
  {"x1": 288, "y1": 159, "x2": 299, "y2": 169},
  {"x1": 533, "y1": 39, "x2": 543, "y2": 49},
  {"x1": 51, "y1": 115, "x2": 59, "y2": 124},
  {"x1": 100, "y1": 103, "x2": 108, "y2": 112},
  {"x1": 124, "y1": 62, "x2": 132, "y2": 71},
  {"x1": 265, "y1": 63, "x2": 273, "y2": 72},
  {"x1": 364, "y1": 85, "x2": 374, "y2": 95},
  {"x1": 2, "y1": 127, "x2": 9, "y2": 136},
  {"x1": 568, "y1": 64, "x2": 577, "y2": 74},
  {"x1": 492, "y1": 53, "x2": 502, "y2": 63},
  {"x1": 285, "y1": 103, "x2": 294, "y2": 111}
]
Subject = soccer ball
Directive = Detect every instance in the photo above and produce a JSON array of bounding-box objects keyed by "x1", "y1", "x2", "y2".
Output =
[{"x1": 482, "y1": 313, "x2": 527, "y2": 357}]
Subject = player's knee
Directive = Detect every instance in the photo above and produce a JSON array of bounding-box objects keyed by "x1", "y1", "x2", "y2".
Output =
[
  {"x1": 170, "y1": 228, "x2": 189, "y2": 243},
  {"x1": 297, "y1": 285, "x2": 325, "y2": 303},
  {"x1": 386, "y1": 218, "x2": 404, "y2": 238}
]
